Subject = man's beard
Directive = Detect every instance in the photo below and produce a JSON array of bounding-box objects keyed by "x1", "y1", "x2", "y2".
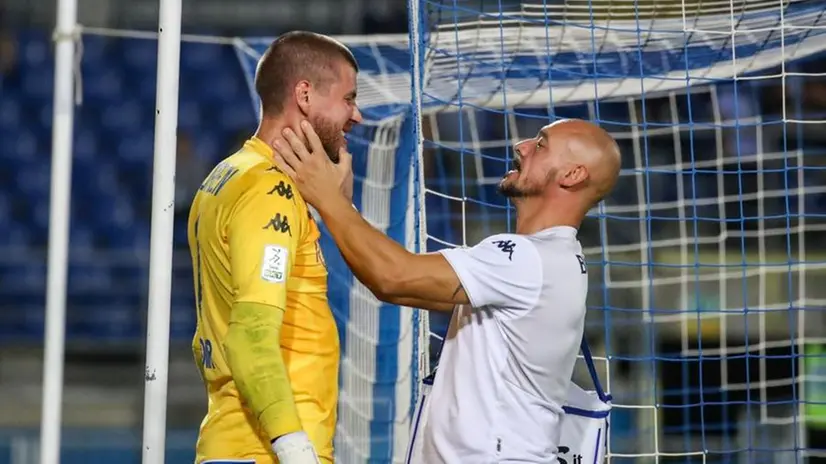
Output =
[
  {"x1": 497, "y1": 169, "x2": 551, "y2": 198},
  {"x1": 309, "y1": 115, "x2": 345, "y2": 163}
]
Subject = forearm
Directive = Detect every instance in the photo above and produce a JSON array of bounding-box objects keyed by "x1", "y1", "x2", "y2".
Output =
[
  {"x1": 316, "y1": 196, "x2": 412, "y2": 296},
  {"x1": 225, "y1": 302, "x2": 301, "y2": 441},
  {"x1": 381, "y1": 295, "x2": 455, "y2": 313}
]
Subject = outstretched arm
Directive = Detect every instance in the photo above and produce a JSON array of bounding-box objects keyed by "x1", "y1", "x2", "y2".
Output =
[
  {"x1": 273, "y1": 121, "x2": 543, "y2": 314},
  {"x1": 272, "y1": 122, "x2": 467, "y2": 312},
  {"x1": 315, "y1": 194, "x2": 466, "y2": 312}
]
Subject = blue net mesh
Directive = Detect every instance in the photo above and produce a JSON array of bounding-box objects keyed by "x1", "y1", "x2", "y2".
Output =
[{"x1": 410, "y1": 1, "x2": 826, "y2": 463}]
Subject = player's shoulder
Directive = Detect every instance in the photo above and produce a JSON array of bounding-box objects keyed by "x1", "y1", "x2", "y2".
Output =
[
  {"x1": 474, "y1": 233, "x2": 541, "y2": 265},
  {"x1": 220, "y1": 148, "x2": 298, "y2": 202}
]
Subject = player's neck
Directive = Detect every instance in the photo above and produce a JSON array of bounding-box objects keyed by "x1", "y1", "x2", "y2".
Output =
[
  {"x1": 254, "y1": 114, "x2": 305, "y2": 153},
  {"x1": 514, "y1": 198, "x2": 582, "y2": 235}
]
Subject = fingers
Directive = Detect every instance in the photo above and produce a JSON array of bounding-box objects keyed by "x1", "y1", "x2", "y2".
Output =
[
  {"x1": 337, "y1": 147, "x2": 352, "y2": 169},
  {"x1": 282, "y1": 128, "x2": 311, "y2": 161},
  {"x1": 272, "y1": 152, "x2": 298, "y2": 180},
  {"x1": 300, "y1": 120, "x2": 326, "y2": 157},
  {"x1": 274, "y1": 139, "x2": 302, "y2": 173}
]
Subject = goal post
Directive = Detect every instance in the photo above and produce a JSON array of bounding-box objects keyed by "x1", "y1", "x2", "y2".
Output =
[
  {"x1": 140, "y1": 0, "x2": 183, "y2": 463},
  {"x1": 40, "y1": 0, "x2": 78, "y2": 461}
]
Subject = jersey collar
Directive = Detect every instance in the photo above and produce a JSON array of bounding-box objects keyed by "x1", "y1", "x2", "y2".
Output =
[
  {"x1": 534, "y1": 225, "x2": 578, "y2": 238},
  {"x1": 245, "y1": 136, "x2": 274, "y2": 160}
]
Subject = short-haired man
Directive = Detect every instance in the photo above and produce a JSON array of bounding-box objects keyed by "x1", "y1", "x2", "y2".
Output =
[{"x1": 187, "y1": 31, "x2": 362, "y2": 464}]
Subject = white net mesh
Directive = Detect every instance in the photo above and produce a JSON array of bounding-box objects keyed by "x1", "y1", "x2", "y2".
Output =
[{"x1": 411, "y1": 0, "x2": 826, "y2": 462}]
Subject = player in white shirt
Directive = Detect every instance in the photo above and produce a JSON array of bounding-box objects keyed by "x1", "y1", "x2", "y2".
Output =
[{"x1": 270, "y1": 118, "x2": 621, "y2": 463}]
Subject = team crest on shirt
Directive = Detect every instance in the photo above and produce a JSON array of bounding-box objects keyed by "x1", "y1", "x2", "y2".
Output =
[{"x1": 261, "y1": 245, "x2": 288, "y2": 282}]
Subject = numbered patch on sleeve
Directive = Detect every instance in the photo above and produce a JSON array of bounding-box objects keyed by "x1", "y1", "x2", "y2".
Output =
[{"x1": 261, "y1": 245, "x2": 288, "y2": 282}]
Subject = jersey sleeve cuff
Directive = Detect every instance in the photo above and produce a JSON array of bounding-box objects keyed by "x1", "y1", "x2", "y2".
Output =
[
  {"x1": 260, "y1": 403, "x2": 303, "y2": 441},
  {"x1": 438, "y1": 248, "x2": 481, "y2": 308}
]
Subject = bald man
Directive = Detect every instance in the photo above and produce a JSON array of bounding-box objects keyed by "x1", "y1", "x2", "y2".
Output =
[{"x1": 270, "y1": 118, "x2": 621, "y2": 463}]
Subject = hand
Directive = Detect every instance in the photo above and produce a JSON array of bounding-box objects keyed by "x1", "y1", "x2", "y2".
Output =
[{"x1": 273, "y1": 120, "x2": 354, "y2": 209}]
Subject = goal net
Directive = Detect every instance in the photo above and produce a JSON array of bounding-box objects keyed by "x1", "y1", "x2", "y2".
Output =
[{"x1": 396, "y1": 0, "x2": 826, "y2": 462}]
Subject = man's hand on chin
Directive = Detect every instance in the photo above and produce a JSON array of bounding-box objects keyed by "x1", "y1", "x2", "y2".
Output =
[{"x1": 273, "y1": 120, "x2": 354, "y2": 211}]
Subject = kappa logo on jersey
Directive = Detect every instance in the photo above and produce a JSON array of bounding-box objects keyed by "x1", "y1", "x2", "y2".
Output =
[
  {"x1": 267, "y1": 180, "x2": 294, "y2": 200},
  {"x1": 492, "y1": 239, "x2": 516, "y2": 261},
  {"x1": 262, "y1": 213, "x2": 292, "y2": 236},
  {"x1": 261, "y1": 245, "x2": 288, "y2": 282}
]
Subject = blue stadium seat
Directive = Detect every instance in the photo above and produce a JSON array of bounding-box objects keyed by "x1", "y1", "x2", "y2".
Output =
[
  {"x1": 21, "y1": 65, "x2": 54, "y2": 101},
  {"x1": 196, "y1": 69, "x2": 243, "y2": 104},
  {"x1": 36, "y1": 102, "x2": 53, "y2": 130},
  {"x1": 73, "y1": 128, "x2": 100, "y2": 162},
  {"x1": 193, "y1": 133, "x2": 222, "y2": 162},
  {"x1": 0, "y1": 29, "x2": 256, "y2": 342},
  {"x1": 116, "y1": 131, "x2": 154, "y2": 162},
  {"x1": 15, "y1": 163, "x2": 50, "y2": 198},
  {"x1": 170, "y1": 298, "x2": 195, "y2": 339},
  {"x1": 215, "y1": 100, "x2": 256, "y2": 134},
  {"x1": 81, "y1": 67, "x2": 126, "y2": 106},
  {"x1": 17, "y1": 29, "x2": 52, "y2": 71},
  {"x1": 80, "y1": 35, "x2": 110, "y2": 67},
  {"x1": 69, "y1": 224, "x2": 96, "y2": 251},
  {"x1": 134, "y1": 74, "x2": 157, "y2": 102},
  {"x1": 120, "y1": 38, "x2": 159, "y2": 71},
  {"x1": 2, "y1": 129, "x2": 39, "y2": 163},
  {"x1": 178, "y1": 98, "x2": 203, "y2": 132},
  {"x1": 99, "y1": 100, "x2": 146, "y2": 135},
  {"x1": 181, "y1": 42, "x2": 225, "y2": 71},
  {"x1": 0, "y1": 96, "x2": 23, "y2": 130},
  {"x1": 2, "y1": 262, "x2": 46, "y2": 294},
  {"x1": 3, "y1": 220, "x2": 30, "y2": 250}
]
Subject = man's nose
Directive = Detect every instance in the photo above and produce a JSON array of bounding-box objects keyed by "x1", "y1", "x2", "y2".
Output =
[
  {"x1": 513, "y1": 140, "x2": 530, "y2": 156},
  {"x1": 351, "y1": 106, "x2": 363, "y2": 124}
]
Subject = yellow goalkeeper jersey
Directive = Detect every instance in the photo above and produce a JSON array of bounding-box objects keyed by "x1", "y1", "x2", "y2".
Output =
[{"x1": 188, "y1": 137, "x2": 339, "y2": 463}]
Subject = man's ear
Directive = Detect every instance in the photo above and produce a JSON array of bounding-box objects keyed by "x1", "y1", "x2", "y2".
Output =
[
  {"x1": 294, "y1": 80, "x2": 311, "y2": 115},
  {"x1": 560, "y1": 164, "x2": 589, "y2": 189}
]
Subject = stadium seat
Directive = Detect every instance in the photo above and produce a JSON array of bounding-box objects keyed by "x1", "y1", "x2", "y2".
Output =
[
  {"x1": 0, "y1": 96, "x2": 23, "y2": 129},
  {"x1": 180, "y1": 42, "x2": 225, "y2": 71},
  {"x1": 0, "y1": 29, "x2": 257, "y2": 342},
  {"x1": 21, "y1": 65, "x2": 54, "y2": 101},
  {"x1": 119, "y1": 38, "x2": 159, "y2": 71}
]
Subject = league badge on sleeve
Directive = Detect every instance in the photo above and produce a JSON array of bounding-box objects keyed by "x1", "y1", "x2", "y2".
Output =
[{"x1": 261, "y1": 245, "x2": 288, "y2": 282}]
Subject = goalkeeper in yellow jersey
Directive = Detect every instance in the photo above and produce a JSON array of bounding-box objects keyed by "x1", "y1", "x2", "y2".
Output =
[{"x1": 187, "y1": 31, "x2": 362, "y2": 464}]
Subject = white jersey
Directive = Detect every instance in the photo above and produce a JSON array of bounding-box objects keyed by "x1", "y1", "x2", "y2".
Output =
[{"x1": 419, "y1": 226, "x2": 588, "y2": 463}]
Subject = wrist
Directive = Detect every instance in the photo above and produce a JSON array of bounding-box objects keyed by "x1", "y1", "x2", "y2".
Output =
[
  {"x1": 316, "y1": 192, "x2": 353, "y2": 218},
  {"x1": 271, "y1": 431, "x2": 319, "y2": 463}
]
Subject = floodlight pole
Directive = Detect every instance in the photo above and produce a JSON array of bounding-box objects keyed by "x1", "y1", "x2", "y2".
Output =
[
  {"x1": 141, "y1": 0, "x2": 182, "y2": 462},
  {"x1": 39, "y1": 0, "x2": 78, "y2": 461}
]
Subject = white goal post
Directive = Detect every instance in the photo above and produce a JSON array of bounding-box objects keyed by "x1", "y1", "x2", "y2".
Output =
[{"x1": 40, "y1": 0, "x2": 185, "y2": 462}]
